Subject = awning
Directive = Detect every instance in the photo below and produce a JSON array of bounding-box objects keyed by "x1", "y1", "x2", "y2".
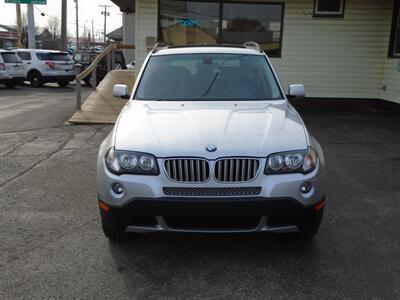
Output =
[{"x1": 111, "y1": 0, "x2": 135, "y2": 13}]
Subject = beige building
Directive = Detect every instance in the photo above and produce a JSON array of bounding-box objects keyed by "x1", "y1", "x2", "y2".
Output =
[{"x1": 113, "y1": 0, "x2": 400, "y2": 104}]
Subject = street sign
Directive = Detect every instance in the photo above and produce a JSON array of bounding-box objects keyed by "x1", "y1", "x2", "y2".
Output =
[{"x1": 5, "y1": 0, "x2": 47, "y2": 4}]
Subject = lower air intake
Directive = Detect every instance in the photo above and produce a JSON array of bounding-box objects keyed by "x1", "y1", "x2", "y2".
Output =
[{"x1": 162, "y1": 186, "x2": 262, "y2": 197}]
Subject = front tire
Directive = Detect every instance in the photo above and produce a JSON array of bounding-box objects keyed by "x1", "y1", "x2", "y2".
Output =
[
  {"x1": 28, "y1": 71, "x2": 43, "y2": 87},
  {"x1": 297, "y1": 208, "x2": 324, "y2": 239},
  {"x1": 102, "y1": 226, "x2": 126, "y2": 241}
]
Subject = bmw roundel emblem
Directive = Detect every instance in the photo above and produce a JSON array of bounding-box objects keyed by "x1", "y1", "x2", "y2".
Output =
[{"x1": 206, "y1": 144, "x2": 217, "y2": 152}]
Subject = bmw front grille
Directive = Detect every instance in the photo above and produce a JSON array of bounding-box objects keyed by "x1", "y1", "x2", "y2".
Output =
[
  {"x1": 214, "y1": 158, "x2": 260, "y2": 182},
  {"x1": 164, "y1": 158, "x2": 260, "y2": 183},
  {"x1": 164, "y1": 158, "x2": 210, "y2": 182}
]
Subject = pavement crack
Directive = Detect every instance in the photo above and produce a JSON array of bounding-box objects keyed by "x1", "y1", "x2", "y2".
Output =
[
  {"x1": 85, "y1": 127, "x2": 102, "y2": 145},
  {"x1": 0, "y1": 124, "x2": 66, "y2": 135},
  {"x1": 3, "y1": 135, "x2": 38, "y2": 156},
  {"x1": 0, "y1": 129, "x2": 74, "y2": 189}
]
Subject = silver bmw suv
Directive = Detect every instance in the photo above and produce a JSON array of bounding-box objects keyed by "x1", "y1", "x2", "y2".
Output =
[{"x1": 97, "y1": 42, "x2": 326, "y2": 240}]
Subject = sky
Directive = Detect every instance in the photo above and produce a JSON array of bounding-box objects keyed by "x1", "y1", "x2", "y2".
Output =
[{"x1": 0, "y1": 0, "x2": 123, "y2": 40}]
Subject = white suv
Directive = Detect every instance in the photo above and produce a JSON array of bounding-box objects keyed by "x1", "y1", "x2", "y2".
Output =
[
  {"x1": 16, "y1": 49, "x2": 75, "y2": 87},
  {"x1": 0, "y1": 50, "x2": 25, "y2": 88},
  {"x1": 97, "y1": 43, "x2": 326, "y2": 240}
]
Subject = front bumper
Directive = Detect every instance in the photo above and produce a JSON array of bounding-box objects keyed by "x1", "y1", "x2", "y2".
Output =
[
  {"x1": 98, "y1": 158, "x2": 325, "y2": 207},
  {"x1": 99, "y1": 196, "x2": 325, "y2": 234},
  {"x1": 97, "y1": 143, "x2": 326, "y2": 233}
]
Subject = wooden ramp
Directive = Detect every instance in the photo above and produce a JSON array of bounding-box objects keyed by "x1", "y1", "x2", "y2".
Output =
[{"x1": 68, "y1": 70, "x2": 135, "y2": 124}]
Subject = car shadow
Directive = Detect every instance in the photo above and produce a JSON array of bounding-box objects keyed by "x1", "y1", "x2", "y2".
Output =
[
  {"x1": 19, "y1": 82, "x2": 75, "y2": 89},
  {"x1": 107, "y1": 232, "x2": 326, "y2": 296}
]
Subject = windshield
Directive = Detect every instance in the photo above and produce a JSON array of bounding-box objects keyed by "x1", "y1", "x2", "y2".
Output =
[
  {"x1": 135, "y1": 54, "x2": 283, "y2": 101},
  {"x1": 37, "y1": 52, "x2": 72, "y2": 61}
]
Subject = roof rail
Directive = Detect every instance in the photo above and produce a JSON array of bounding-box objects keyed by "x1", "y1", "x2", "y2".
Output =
[
  {"x1": 149, "y1": 41, "x2": 263, "y2": 53},
  {"x1": 151, "y1": 41, "x2": 168, "y2": 53},
  {"x1": 243, "y1": 41, "x2": 262, "y2": 53},
  {"x1": 168, "y1": 43, "x2": 244, "y2": 49}
]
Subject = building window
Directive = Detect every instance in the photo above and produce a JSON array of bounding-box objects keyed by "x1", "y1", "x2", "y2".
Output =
[
  {"x1": 159, "y1": 1, "x2": 219, "y2": 46},
  {"x1": 389, "y1": 0, "x2": 400, "y2": 58},
  {"x1": 314, "y1": 0, "x2": 345, "y2": 18},
  {"x1": 221, "y1": 3, "x2": 284, "y2": 57},
  {"x1": 159, "y1": 0, "x2": 285, "y2": 57}
]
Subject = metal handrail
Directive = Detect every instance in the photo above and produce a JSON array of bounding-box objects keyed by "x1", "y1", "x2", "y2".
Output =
[{"x1": 75, "y1": 42, "x2": 136, "y2": 110}]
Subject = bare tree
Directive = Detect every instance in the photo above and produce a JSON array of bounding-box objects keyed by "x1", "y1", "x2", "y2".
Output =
[
  {"x1": 16, "y1": 13, "x2": 41, "y2": 48},
  {"x1": 20, "y1": 12, "x2": 28, "y2": 28},
  {"x1": 19, "y1": 12, "x2": 28, "y2": 47},
  {"x1": 47, "y1": 16, "x2": 60, "y2": 39}
]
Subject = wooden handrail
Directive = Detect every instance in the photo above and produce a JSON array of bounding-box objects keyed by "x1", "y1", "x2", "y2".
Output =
[
  {"x1": 76, "y1": 43, "x2": 135, "y2": 80},
  {"x1": 117, "y1": 44, "x2": 136, "y2": 50},
  {"x1": 76, "y1": 43, "x2": 116, "y2": 80},
  {"x1": 75, "y1": 42, "x2": 135, "y2": 110}
]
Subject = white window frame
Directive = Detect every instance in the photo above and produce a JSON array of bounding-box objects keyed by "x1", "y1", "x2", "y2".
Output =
[
  {"x1": 389, "y1": 0, "x2": 400, "y2": 57},
  {"x1": 314, "y1": 0, "x2": 345, "y2": 18}
]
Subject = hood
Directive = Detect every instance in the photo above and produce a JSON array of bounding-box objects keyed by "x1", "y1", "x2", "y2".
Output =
[{"x1": 114, "y1": 100, "x2": 308, "y2": 159}]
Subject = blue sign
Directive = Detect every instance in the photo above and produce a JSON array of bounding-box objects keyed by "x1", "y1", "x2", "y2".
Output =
[
  {"x1": 5, "y1": 0, "x2": 47, "y2": 4},
  {"x1": 180, "y1": 19, "x2": 199, "y2": 28}
]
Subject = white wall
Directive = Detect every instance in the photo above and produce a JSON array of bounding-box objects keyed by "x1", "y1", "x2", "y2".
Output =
[
  {"x1": 380, "y1": 9, "x2": 400, "y2": 104},
  {"x1": 269, "y1": 0, "x2": 394, "y2": 101},
  {"x1": 381, "y1": 59, "x2": 400, "y2": 104},
  {"x1": 135, "y1": 0, "x2": 158, "y2": 75},
  {"x1": 133, "y1": 0, "x2": 400, "y2": 103},
  {"x1": 122, "y1": 12, "x2": 135, "y2": 64}
]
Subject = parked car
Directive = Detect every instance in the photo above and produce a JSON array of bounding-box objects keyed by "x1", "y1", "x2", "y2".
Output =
[
  {"x1": 15, "y1": 49, "x2": 75, "y2": 87},
  {"x1": 97, "y1": 43, "x2": 326, "y2": 241},
  {"x1": 0, "y1": 49, "x2": 25, "y2": 88},
  {"x1": 126, "y1": 60, "x2": 135, "y2": 70},
  {"x1": 73, "y1": 50, "x2": 126, "y2": 86}
]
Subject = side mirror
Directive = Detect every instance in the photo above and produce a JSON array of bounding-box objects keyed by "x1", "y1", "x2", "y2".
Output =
[
  {"x1": 113, "y1": 84, "x2": 130, "y2": 99},
  {"x1": 287, "y1": 84, "x2": 305, "y2": 99}
]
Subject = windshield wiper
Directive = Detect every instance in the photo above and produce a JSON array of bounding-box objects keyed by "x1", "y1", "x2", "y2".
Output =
[
  {"x1": 201, "y1": 55, "x2": 248, "y2": 99},
  {"x1": 200, "y1": 70, "x2": 220, "y2": 98}
]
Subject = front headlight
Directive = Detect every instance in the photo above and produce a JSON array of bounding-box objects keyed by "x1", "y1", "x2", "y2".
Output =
[
  {"x1": 105, "y1": 148, "x2": 159, "y2": 175},
  {"x1": 265, "y1": 147, "x2": 317, "y2": 175}
]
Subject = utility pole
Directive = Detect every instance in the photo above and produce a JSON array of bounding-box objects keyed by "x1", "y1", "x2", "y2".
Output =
[
  {"x1": 83, "y1": 22, "x2": 86, "y2": 49},
  {"x1": 27, "y1": 4, "x2": 35, "y2": 49},
  {"x1": 61, "y1": 0, "x2": 67, "y2": 51},
  {"x1": 99, "y1": 5, "x2": 111, "y2": 46},
  {"x1": 91, "y1": 19, "x2": 95, "y2": 48},
  {"x1": 74, "y1": 0, "x2": 79, "y2": 50},
  {"x1": 15, "y1": 3, "x2": 23, "y2": 48}
]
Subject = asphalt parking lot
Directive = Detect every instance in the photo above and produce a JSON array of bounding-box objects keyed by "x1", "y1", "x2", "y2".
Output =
[{"x1": 0, "y1": 85, "x2": 399, "y2": 299}]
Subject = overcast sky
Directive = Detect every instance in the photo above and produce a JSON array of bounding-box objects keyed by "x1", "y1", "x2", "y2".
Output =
[{"x1": 0, "y1": 0, "x2": 123, "y2": 40}]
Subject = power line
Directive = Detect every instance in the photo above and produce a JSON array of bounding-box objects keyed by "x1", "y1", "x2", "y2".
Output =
[
  {"x1": 99, "y1": 4, "x2": 112, "y2": 45},
  {"x1": 33, "y1": 5, "x2": 58, "y2": 20}
]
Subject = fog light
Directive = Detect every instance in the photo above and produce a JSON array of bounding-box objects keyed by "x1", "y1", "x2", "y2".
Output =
[
  {"x1": 300, "y1": 182, "x2": 312, "y2": 194},
  {"x1": 112, "y1": 182, "x2": 124, "y2": 194}
]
